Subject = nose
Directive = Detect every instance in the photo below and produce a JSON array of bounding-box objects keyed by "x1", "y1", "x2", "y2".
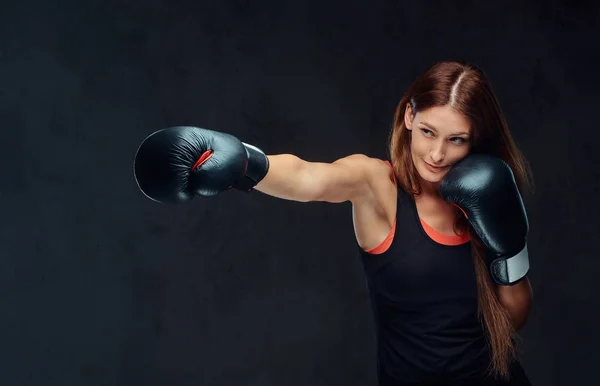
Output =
[{"x1": 430, "y1": 143, "x2": 445, "y2": 164}]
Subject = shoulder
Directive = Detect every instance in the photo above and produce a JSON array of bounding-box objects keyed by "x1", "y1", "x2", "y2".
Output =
[
  {"x1": 335, "y1": 155, "x2": 396, "y2": 204},
  {"x1": 334, "y1": 154, "x2": 394, "y2": 189},
  {"x1": 361, "y1": 156, "x2": 396, "y2": 188},
  {"x1": 333, "y1": 154, "x2": 393, "y2": 177}
]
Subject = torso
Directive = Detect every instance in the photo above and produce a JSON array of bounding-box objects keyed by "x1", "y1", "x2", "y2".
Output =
[
  {"x1": 352, "y1": 159, "x2": 463, "y2": 251},
  {"x1": 354, "y1": 160, "x2": 492, "y2": 381}
]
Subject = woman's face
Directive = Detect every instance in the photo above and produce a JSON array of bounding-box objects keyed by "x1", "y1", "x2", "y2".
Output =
[{"x1": 404, "y1": 104, "x2": 472, "y2": 186}]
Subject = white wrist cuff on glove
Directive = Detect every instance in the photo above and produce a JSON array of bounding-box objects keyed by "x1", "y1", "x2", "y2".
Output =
[{"x1": 490, "y1": 244, "x2": 530, "y2": 286}]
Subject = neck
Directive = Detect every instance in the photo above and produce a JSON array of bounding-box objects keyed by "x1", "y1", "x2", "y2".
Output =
[{"x1": 419, "y1": 178, "x2": 442, "y2": 198}]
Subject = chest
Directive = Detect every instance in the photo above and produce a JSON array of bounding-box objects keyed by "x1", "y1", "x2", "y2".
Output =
[
  {"x1": 415, "y1": 197, "x2": 463, "y2": 237},
  {"x1": 368, "y1": 236, "x2": 478, "y2": 303}
]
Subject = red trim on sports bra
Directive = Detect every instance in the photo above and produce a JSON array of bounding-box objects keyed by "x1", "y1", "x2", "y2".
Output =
[
  {"x1": 420, "y1": 218, "x2": 470, "y2": 246},
  {"x1": 366, "y1": 219, "x2": 397, "y2": 255},
  {"x1": 365, "y1": 160, "x2": 470, "y2": 254}
]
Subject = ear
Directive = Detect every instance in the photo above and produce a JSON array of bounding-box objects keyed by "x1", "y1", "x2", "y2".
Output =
[{"x1": 404, "y1": 103, "x2": 414, "y2": 130}]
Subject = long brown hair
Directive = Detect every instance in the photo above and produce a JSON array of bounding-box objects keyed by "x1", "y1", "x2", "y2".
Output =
[{"x1": 387, "y1": 61, "x2": 533, "y2": 379}]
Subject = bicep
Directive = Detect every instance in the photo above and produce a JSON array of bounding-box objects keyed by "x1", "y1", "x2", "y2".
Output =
[{"x1": 308, "y1": 154, "x2": 379, "y2": 203}]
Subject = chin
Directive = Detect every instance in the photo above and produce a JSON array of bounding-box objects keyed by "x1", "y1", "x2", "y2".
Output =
[
  {"x1": 421, "y1": 174, "x2": 445, "y2": 184},
  {"x1": 416, "y1": 165, "x2": 447, "y2": 184}
]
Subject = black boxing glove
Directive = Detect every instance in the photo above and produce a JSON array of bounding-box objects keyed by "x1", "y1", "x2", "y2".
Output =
[
  {"x1": 440, "y1": 154, "x2": 530, "y2": 285},
  {"x1": 133, "y1": 126, "x2": 269, "y2": 204}
]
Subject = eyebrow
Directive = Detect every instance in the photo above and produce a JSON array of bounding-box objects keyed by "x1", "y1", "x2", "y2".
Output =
[{"x1": 421, "y1": 121, "x2": 470, "y2": 136}]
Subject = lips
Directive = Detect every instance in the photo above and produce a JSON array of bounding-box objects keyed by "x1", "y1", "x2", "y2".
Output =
[{"x1": 423, "y1": 160, "x2": 448, "y2": 173}]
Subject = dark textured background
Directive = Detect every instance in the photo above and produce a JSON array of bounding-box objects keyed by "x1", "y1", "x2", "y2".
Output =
[{"x1": 2, "y1": 0, "x2": 598, "y2": 385}]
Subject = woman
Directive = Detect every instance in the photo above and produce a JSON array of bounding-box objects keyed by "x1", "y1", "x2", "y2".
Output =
[{"x1": 134, "y1": 61, "x2": 534, "y2": 385}]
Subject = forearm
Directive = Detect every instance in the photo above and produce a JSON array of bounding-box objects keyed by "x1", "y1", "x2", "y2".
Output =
[
  {"x1": 254, "y1": 154, "x2": 316, "y2": 202},
  {"x1": 496, "y1": 277, "x2": 533, "y2": 331}
]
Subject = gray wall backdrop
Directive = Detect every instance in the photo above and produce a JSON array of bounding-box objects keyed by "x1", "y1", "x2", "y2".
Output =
[{"x1": 2, "y1": 0, "x2": 598, "y2": 385}]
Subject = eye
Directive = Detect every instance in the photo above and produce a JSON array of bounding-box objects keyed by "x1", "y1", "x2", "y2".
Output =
[
  {"x1": 450, "y1": 137, "x2": 467, "y2": 145},
  {"x1": 420, "y1": 128, "x2": 434, "y2": 136}
]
